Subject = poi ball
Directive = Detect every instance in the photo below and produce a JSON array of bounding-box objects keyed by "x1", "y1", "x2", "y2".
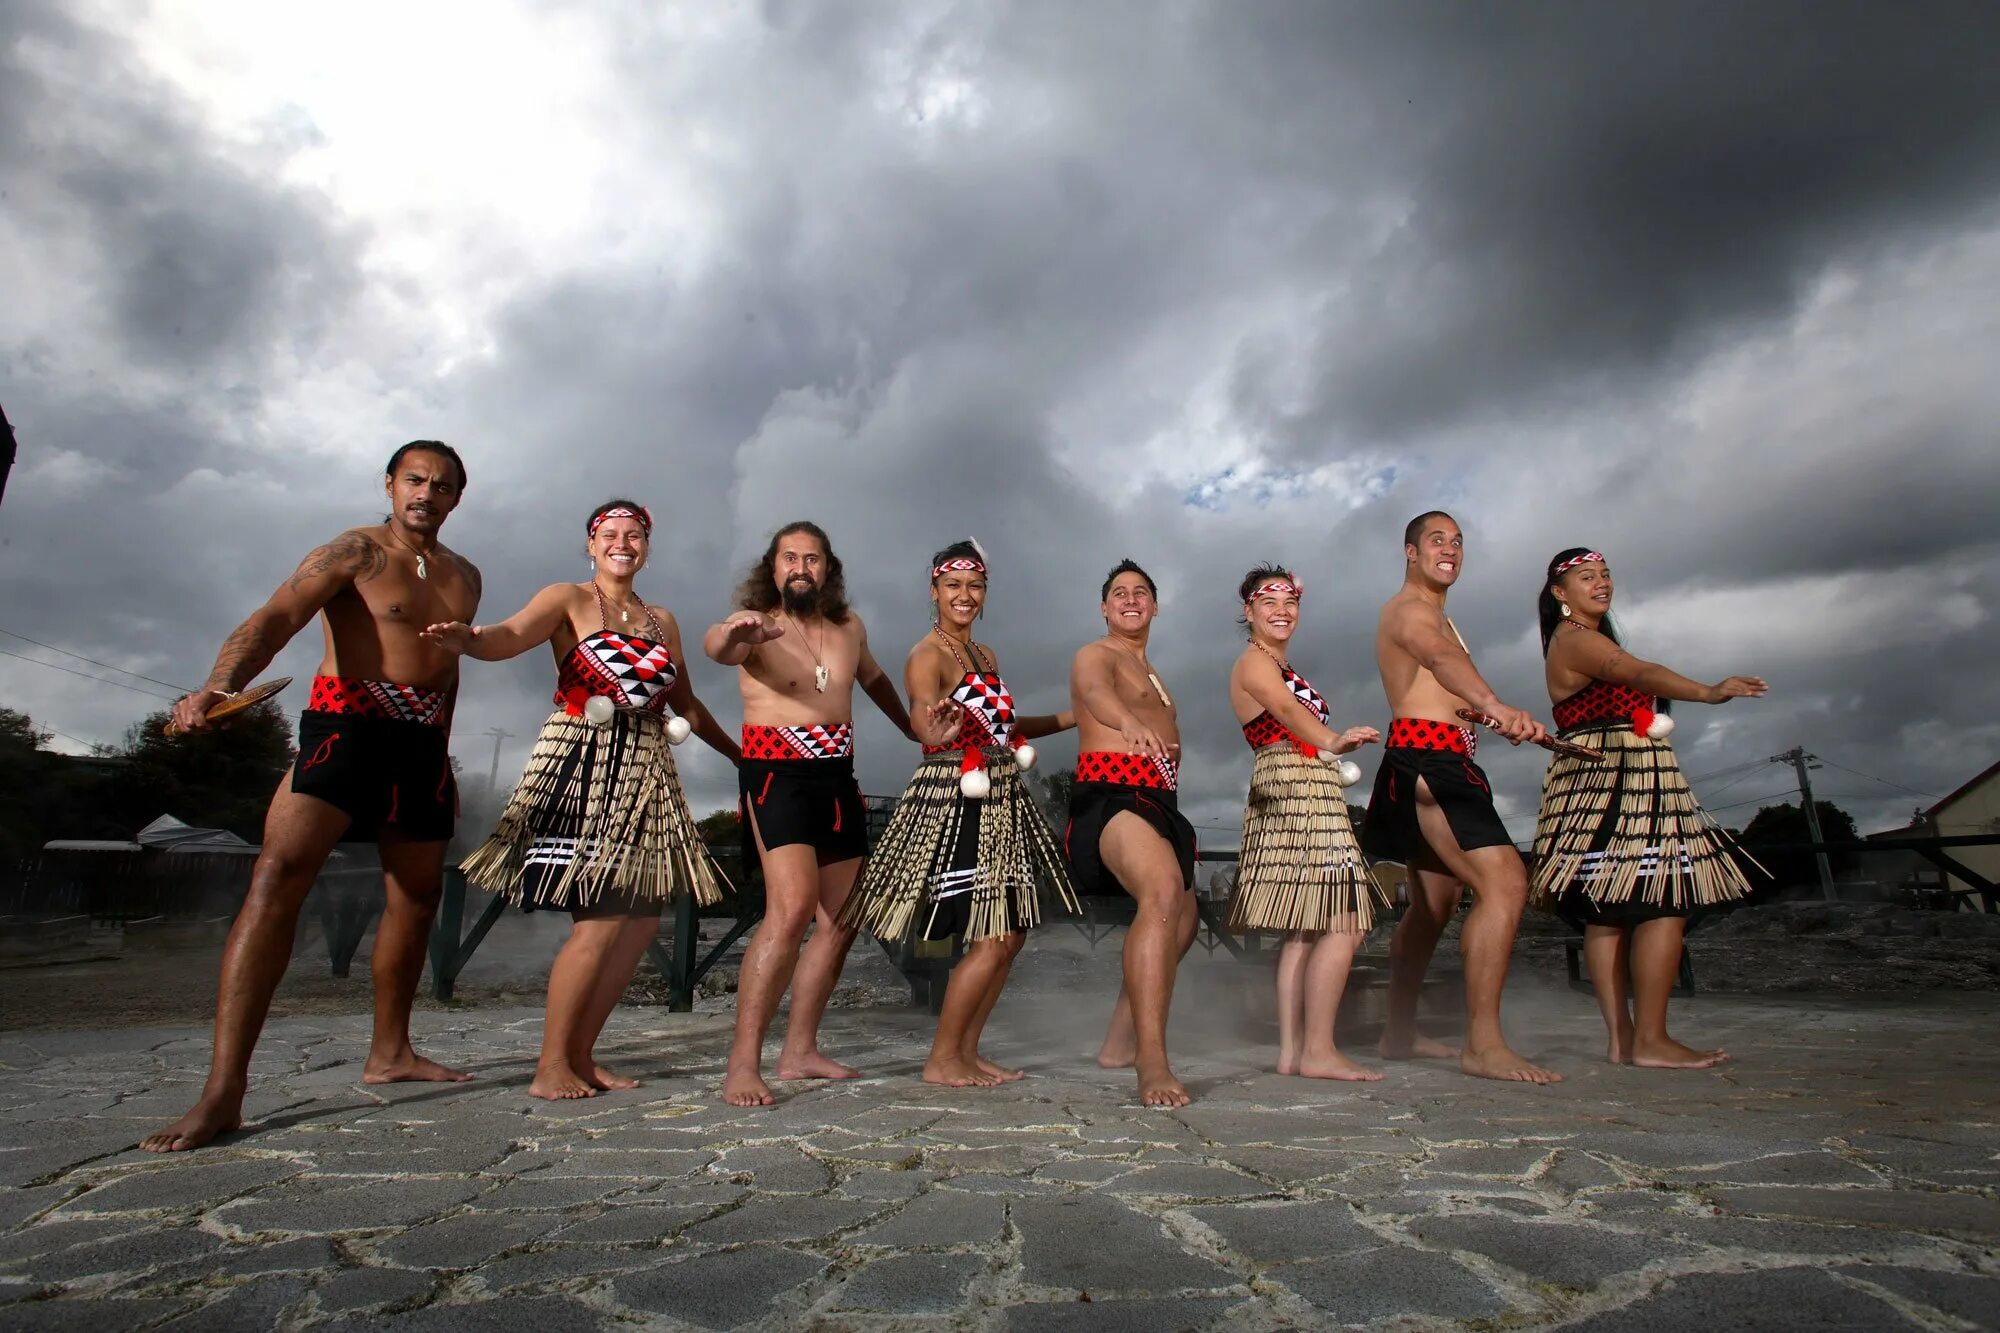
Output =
[
  {"x1": 1013, "y1": 743, "x2": 1038, "y2": 772},
  {"x1": 1646, "y1": 713, "x2": 1675, "y2": 741},
  {"x1": 664, "y1": 716, "x2": 693, "y2": 745},
  {"x1": 960, "y1": 767, "x2": 992, "y2": 799},
  {"x1": 1336, "y1": 759, "x2": 1363, "y2": 788},
  {"x1": 583, "y1": 695, "x2": 616, "y2": 727}
]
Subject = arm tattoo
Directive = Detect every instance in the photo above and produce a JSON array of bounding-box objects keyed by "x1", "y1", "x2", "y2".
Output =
[
  {"x1": 204, "y1": 621, "x2": 274, "y2": 692},
  {"x1": 288, "y1": 531, "x2": 386, "y2": 592}
]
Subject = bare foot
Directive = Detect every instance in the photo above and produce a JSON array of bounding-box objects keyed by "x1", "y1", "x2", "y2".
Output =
[
  {"x1": 1461, "y1": 1044, "x2": 1564, "y2": 1085},
  {"x1": 1606, "y1": 1020, "x2": 1637, "y2": 1065},
  {"x1": 1380, "y1": 1029, "x2": 1460, "y2": 1061},
  {"x1": 722, "y1": 1065, "x2": 775, "y2": 1107},
  {"x1": 361, "y1": 1050, "x2": 473, "y2": 1085},
  {"x1": 529, "y1": 1062, "x2": 598, "y2": 1100},
  {"x1": 1096, "y1": 1034, "x2": 1137, "y2": 1069},
  {"x1": 774, "y1": 1050, "x2": 861, "y2": 1080},
  {"x1": 1632, "y1": 1037, "x2": 1730, "y2": 1070},
  {"x1": 974, "y1": 1055, "x2": 1025, "y2": 1083},
  {"x1": 1276, "y1": 1048, "x2": 1299, "y2": 1076},
  {"x1": 1135, "y1": 1060, "x2": 1192, "y2": 1108},
  {"x1": 590, "y1": 1063, "x2": 641, "y2": 1091},
  {"x1": 139, "y1": 1095, "x2": 243, "y2": 1153},
  {"x1": 923, "y1": 1055, "x2": 999, "y2": 1088},
  {"x1": 1297, "y1": 1050, "x2": 1384, "y2": 1082}
]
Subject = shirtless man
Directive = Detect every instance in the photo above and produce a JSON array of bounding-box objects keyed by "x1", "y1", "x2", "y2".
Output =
[
  {"x1": 1066, "y1": 560, "x2": 1199, "y2": 1108},
  {"x1": 142, "y1": 442, "x2": 481, "y2": 1152},
  {"x1": 705, "y1": 522, "x2": 960, "y2": 1107},
  {"x1": 1361, "y1": 511, "x2": 1562, "y2": 1084}
]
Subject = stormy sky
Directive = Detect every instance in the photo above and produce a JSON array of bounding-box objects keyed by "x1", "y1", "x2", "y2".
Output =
[{"x1": 4, "y1": 0, "x2": 1998, "y2": 848}]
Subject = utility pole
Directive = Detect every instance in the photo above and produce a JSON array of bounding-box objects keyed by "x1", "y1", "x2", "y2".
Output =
[
  {"x1": 484, "y1": 727, "x2": 515, "y2": 795},
  {"x1": 1771, "y1": 746, "x2": 1836, "y2": 900}
]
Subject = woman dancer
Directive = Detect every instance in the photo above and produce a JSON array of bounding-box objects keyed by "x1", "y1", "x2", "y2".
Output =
[
  {"x1": 425, "y1": 499, "x2": 738, "y2": 1098},
  {"x1": 1225, "y1": 565, "x2": 1385, "y2": 1080},
  {"x1": 1533, "y1": 548, "x2": 1766, "y2": 1068},
  {"x1": 843, "y1": 540, "x2": 1078, "y2": 1087}
]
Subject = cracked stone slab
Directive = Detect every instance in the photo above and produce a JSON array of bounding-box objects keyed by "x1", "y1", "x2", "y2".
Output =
[
  {"x1": 549, "y1": 1201, "x2": 715, "y2": 1244},
  {"x1": 370, "y1": 1212, "x2": 566, "y2": 1269},
  {"x1": 1280, "y1": 1244, "x2": 1507, "y2": 1322},
  {"x1": 1185, "y1": 1200, "x2": 1377, "y2": 1263},
  {"x1": 1099, "y1": 1163, "x2": 1272, "y2": 1201},
  {"x1": 11, "y1": 1223, "x2": 223, "y2": 1284},
  {"x1": 850, "y1": 1188, "x2": 1006, "y2": 1247},
  {"x1": 830, "y1": 1251, "x2": 986, "y2": 1313},
  {"x1": 1014, "y1": 1196, "x2": 1235, "y2": 1294},
  {"x1": 324, "y1": 1293, "x2": 611, "y2": 1330},
  {"x1": 1002, "y1": 1295, "x2": 1249, "y2": 1331},
  {"x1": 1563, "y1": 1267, "x2": 1918, "y2": 1330},
  {"x1": 679, "y1": 1195, "x2": 883, "y2": 1246},
  {"x1": 313, "y1": 1265, "x2": 436, "y2": 1314},
  {"x1": 1707, "y1": 1185, "x2": 2000, "y2": 1238},
  {"x1": 210, "y1": 1177, "x2": 487, "y2": 1236},
  {"x1": 709, "y1": 1145, "x2": 832, "y2": 1194},
  {"x1": 53, "y1": 1159, "x2": 304, "y2": 1216},
  {"x1": 1407, "y1": 1215, "x2": 1698, "y2": 1289},
  {"x1": 611, "y1": 1244, "x2": 826, "y2": 1327},
  {"x1": 1835, "y1": 1263, "x2": 2000, "y2": 1328}
]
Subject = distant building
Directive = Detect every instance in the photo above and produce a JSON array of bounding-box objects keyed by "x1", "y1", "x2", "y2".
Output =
[{"x1": 1896, "y1": 760, "x2": 2000, "y2": 913}]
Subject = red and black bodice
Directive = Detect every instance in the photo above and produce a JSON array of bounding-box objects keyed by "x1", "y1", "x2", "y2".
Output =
[
  {"x1": 1552, "y1": 678, "x2": 1655, "y2": 734},
  {"x1": 556, "y1": 631, "x2": 677, "y2": 714},
  {"x1": 1242, "y1": 664, "x2": 1329, "y2": 751},
  {"x1": 925, "y1": 671, "x2": 1017, "y2": 754}
]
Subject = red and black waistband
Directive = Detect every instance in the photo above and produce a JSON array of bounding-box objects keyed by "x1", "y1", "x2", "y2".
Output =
[
  {"x1": 1385, "y1": 717, "x2": 1478, "y2": 759},
  {"x1": 308, "y1": 675, "x2": 448, "y2": 727},
  {"x1": 1076, "y1": 750, "x2": 1178, "y2": 791},
  {"x1": 742, "y1": 723, "x2": 855, "y2": 761}
]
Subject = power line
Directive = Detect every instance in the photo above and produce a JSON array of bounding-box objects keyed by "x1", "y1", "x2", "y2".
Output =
[
  {"x1": 1697, "y1": 766, "x2": 1779, "y2": 801},
  {"x1": 1684, "y1": 758, "x2": 1768, "y2": 784},
  {"x1": 0, "y1": 627, "x2": 192, "y2": 694},
  {"x1": 0, "y1": 648, "x2": 181, "y2": 701},
  {"x1": 1811, "y1": 756, "x2": 1939, "y2": 800}
]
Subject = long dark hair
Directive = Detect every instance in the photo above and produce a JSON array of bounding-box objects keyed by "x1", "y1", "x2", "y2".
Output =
[
  {"x1": 1236, "y1": 562, "x2": 1296, "y2": 639},
  {"x1": 1539, "y1": 547, "x2": 1620, "y2": 653},
  {"x1": 734, "y1": 520, "x2": 851, "y2": 623}
]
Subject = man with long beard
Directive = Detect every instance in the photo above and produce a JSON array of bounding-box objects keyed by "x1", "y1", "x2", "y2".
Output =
[{"x1": 704, "y1": 522, "x2": 959, "y2": 1106}]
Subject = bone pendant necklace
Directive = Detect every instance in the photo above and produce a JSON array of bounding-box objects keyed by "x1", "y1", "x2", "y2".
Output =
[
  {"x1": 788, "y1": 615, "x2": 830, "y2": 692},
  {"x1": 385, "y1": 523, "x2": 430, "y2": 579}
]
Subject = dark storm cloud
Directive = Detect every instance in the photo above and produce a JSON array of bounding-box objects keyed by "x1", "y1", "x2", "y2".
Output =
[
  {"x1": 1200, "y1": 0, "x2": 2000, "y2": 444},
  {"x1": 0, "y1": 0, "x2": 362, "y2": 379},
  {"x1": 3, "y1": 0, "x2": 1995, "y2": 848}
]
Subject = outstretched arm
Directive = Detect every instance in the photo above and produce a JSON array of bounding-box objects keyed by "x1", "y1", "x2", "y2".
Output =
[
  {"x1": 1388, "y1": 601, "x2": 1546, "y2": 743},
  {"x1": 1239, "y1": 655, "x2": 1377, "y2": 755},
  {"x1": 1072, "y1": 646, "x2": 1172, "y2": 758},
  {"x1": 703, "y1": 610, "x2": 782, "y2": 666},
  {"x1": 1014, "y1": 710, "x2": 1074, "y2": 741},
  {"x1": 423, "y1": 584, "x2": 573, "y2": 661},
  {"x1": 172, "y1": 531, "x2": 383, "y2": 733},
  {"x1": 659, "y1": 612, "x2": 741, "y2": 763},
  {"x1": 1555, "y1": 627, "x2": 1768, "y2": 705}
]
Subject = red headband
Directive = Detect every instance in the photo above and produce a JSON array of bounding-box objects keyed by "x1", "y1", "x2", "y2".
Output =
[
  {"x1": 1551, "y1": 550, "x2": 1605, "y2": 578},
  {"x1": 1249, "y1": 580, "x2": 1302, "y2": 602},
  {"x1": 931, "y1": 556, "x2": 986, "y2": 579},
  {"x1": 589, "y1": 506, "x2": 653, "y2": 538}
]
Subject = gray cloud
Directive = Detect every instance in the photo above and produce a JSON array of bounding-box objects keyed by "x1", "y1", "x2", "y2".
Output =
[{"x1": 3, "y1": 0, "x2": 1996, "y2": 851}]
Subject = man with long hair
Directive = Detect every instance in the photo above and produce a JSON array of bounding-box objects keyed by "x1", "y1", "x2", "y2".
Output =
[
  {"x1": 705, "y1": 522, "x2": 959, "y2": 1106},
  {"x1": 1362, "y1": 511, "x2": 1562, "y2": 1084},
  {"x1": 143, "y1": 442, "x2": 480, "y2": 1152}
]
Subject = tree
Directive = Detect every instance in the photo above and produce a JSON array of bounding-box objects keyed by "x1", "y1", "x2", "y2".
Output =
[
  {"x1": 0, "y1": 707, "x2": 53, "y2": 863},
  {"x1": 1031, "y1": 766, "x2": 1075, "y2": 832},
  {"x1": 1738, "y1": 799, "x2": 1861, "y2": 894},
  {"x1": 98, "y1": 701, "x2": 297, "y2": 841}
]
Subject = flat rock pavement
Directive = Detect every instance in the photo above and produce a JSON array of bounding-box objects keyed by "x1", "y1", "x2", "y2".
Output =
[{"x1": 2, "y1": 949, "x2": 1998, "y2": 1330}]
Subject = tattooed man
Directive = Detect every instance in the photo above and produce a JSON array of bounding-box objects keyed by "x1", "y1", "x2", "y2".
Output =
[{"x1": 143, "y1": 442, "x2": 482, "y2": 1152}]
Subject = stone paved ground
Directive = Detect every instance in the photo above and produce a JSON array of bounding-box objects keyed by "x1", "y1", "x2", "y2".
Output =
[{"x1": 3, "y1": 935, "x2": 1999, "y2": 1331}]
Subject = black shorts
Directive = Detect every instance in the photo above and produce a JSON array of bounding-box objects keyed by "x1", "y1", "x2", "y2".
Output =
[
  {"x1": 292, "y1": 710, "x2": 457, "y2": 843},
  {"x1": 1361, "y1": 746, "x2": 1513, "y2": 864},
  {"x1": 1065, "y1": 783, "x2": 1196, "y2": 898},
  {"x1": 740, "y1": 757, "x2": 869, "y2": 865}
]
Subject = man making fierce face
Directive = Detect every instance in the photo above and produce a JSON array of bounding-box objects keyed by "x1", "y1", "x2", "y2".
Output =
[
  {"x1": 143, "y1": 442, "x2": 483, "y2": 1153},
  {"x1": 704, "y1": 522, "x2": 960, "y2": 1107}
]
